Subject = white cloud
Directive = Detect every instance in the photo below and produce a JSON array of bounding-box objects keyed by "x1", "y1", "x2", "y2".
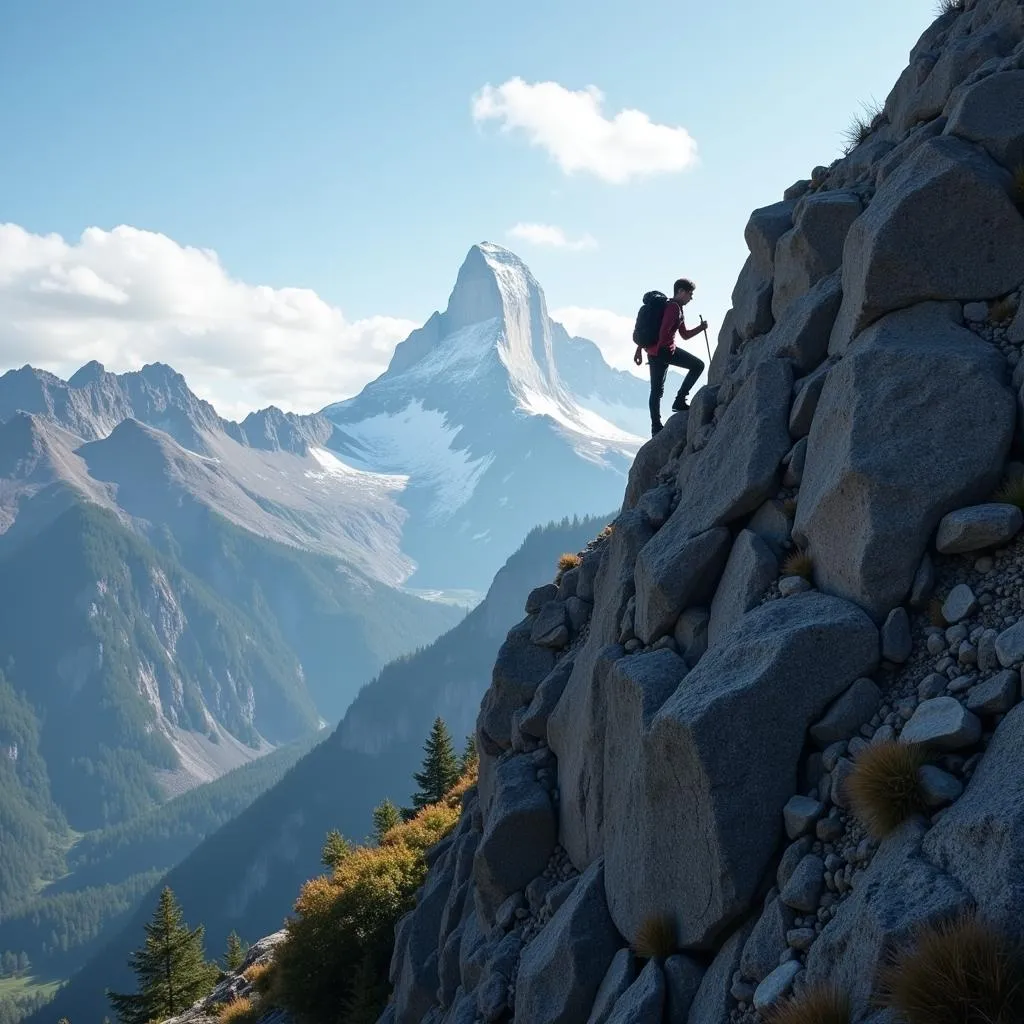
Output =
[
  {"x1": 551, "y1": 306, "x2": 645, "y2": 377},
  {"x1": 507, "y1": 223, "x2": 596, "y2": 251},
  {"x1": 472, "y1": 78, "x2": 698, "y2": 184},
  {"x1": 0, "y1": 223, "x2": 417, "y2": 420}
]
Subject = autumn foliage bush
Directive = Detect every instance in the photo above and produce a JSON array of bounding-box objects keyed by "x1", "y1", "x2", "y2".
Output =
[{"x1": 271, "y1": 769, "x2": 476, "y2": 1023}]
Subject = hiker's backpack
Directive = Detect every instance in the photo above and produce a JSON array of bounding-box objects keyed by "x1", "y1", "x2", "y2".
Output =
[{"x1": 632, "y1": 291, "x2": 670, "y2": 348}]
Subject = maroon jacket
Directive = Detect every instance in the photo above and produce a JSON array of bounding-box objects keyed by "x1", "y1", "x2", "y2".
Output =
[{"x1": 646, "y1": 300, "x2": 686, "y2": 357}]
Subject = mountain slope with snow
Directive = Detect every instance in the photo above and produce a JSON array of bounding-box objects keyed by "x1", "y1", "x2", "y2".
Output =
[{"x1": 323, "y1": 242, "x2": 648, "y2": 588}]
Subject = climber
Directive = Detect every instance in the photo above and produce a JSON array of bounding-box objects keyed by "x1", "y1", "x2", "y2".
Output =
[{"x1": 633, "y1": 278, "x2": 708, "y2": 437}]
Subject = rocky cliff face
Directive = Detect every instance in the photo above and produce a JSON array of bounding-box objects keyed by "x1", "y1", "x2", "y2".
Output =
[{"x1": 382, "y1": 3, "x2": 1024, "y2": 1022}]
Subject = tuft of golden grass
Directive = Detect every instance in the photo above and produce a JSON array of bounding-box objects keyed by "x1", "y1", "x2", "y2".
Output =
[
  {"x1": 934, "y1": 0, "x2": 965, "y2": 15},
  {"x1": 846, "y1": 741, "x2": 930, "y2": 838},
  {"x1": 218, "y1": 997, "x2": 261, "y2": 1024},
  {"x1": 557, "y1": 552, "x2": 582, "y2": 574},
  {"x1": 928, "y1": 597, "x2": 948, "y2": 628},
  {"x1": 243, "y1": 960, "x2": 275, "y2": 996},
  {"x1": 782, "y1": 549, "x2": 814, "y2": 581},
  {"x1": 989, "y1": 296, "x2": 1018, "y2": 324},
  {"x1": 994, "y1": 476, "x2": 1024, "y2": 512},
  {"x1": 878, "y1": 911, "x2": 1024, "y2": 1024},
  {"x1": 767, "y1": 984, "x2": 851, "y2": 1024},
  {"x1": 632, "y1": 913, "x2": 677, "y2": 961}
]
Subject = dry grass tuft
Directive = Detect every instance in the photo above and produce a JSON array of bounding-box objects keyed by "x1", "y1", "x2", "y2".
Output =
[
  {"x1": 989, "y1": 296, "x2": 1018, "y2": 324},
  {"x1": 995, "y1": 476, "x2": 1024, "y2": 512},
  {"x1": 767, "y1": 984, "x2": 851, "y2": 1024},
  {"x1": 846, "y1": 741, "x2": 930, "y2": 838},
  {"x1": 557, "y1": 552, "x2": 582, "y2": 575},
  {"x1": 782, "y1": 548, "x2": 814, "y2": 581},
  {"x1": 218, "y1": 997, "x2": 261, "y2": 1024},
  {"x1": 243, "y1": 960, "x2": 275, "y2": 996},
  {"x1": 632, "y1": 913, "x2": 678, "y2": 961},
  {"x1": 934, "y1": 0, "x2": 966, "y2": 15},
  {"x1": 928, "y1": 596, "x2": 948, "y2": 628},
  {"x1": 878, "y1": 911, "x2": 1024, "y2": 1023},
  {"x1": 841, "y1": 100, "x2": 884, "y2": 155}
]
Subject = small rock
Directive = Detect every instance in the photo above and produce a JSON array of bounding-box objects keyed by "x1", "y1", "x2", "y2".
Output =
[
  {"x1": 975, "y1": 556, "x2": 995, "y2": 574},
  {"x1": 830, "y1": 758, "x2": 855, "y2": 810},
  {"x1": 996, "y1": 620, "x2": 1024, "y2": 668},
  {"x1": 942, "y1": 584, "x2": 978, "y2": 624},
  {"x1": 531, "y1": 602, "x2": 570, "y2": 649},
  {"x1": 926, "y1": 633, "x2": 946, "y2": 656},
  {"x1": 871, "y1": 724, "x2": 897, "y2": 746},
  {"x1": 816, "y1": 815, "x2": 844, "y2": 843},
  {"x1": 777, "y1": 837, "x2": 814, "y2": 890},
  {"x1": 526, "y1": 584, "x2": 559, "y2": 615},
  {"x1": 811, "y1": 678, "x2": 882, "y2": 748},
  {"x1": 966, "y1": 670, "x2": 1019, "y2": 715},
  {"x1": 978, "y1": 629, "x2": 1000, "y2": 672},
  {"x1": 731, "y1": 978, "x2": 757, "y2": 1003},
  {"x1": 780, "y1": 855, "x2": 825, "y2": 913},
  {"x1": 935, "y1": 504, "x2": 1023, "y2": 554},
  {"x1": 625, "y1": 638, "x2": 643, "y2": 653},
  {"x1": 779, "y1": 576, "x2": 812, "y2": 597},
  {"x1": 918, "y1": 765, "x2": 964, "y2": 808},
  {"x1": 910, "y1": 553, "x2": 935, "y2": 608},
  {"x1": 752, "y1": 961, "x2": 802, "y2": 1013},
  {"x1": 783, "y1": 795, "x2": 825, "y2": 839},
  {"x1": 881, "y1": 608, "x2": 912, "y2": 663},
  {"x1": 786, "y1": 928, "x2": 816, "y2": 952},
  {"x1": 821, "y1": 741, "x2": 847, "y2": 773},
  {"x1": 900, "y1": 697, "x2": 982, "y2": 750},
  {"x1": 964, "y1": 301, "x2": 989, "y2": 322}
]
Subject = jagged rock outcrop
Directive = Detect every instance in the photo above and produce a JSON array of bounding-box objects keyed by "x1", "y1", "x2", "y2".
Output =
[{"x1": 380, "y1": 4, "x2": 1024, "y2": 1022}]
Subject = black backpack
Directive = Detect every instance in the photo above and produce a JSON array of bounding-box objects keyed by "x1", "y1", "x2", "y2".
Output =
[{"x1": 632, "y1": 291, "x2": 670, "y2": 347}]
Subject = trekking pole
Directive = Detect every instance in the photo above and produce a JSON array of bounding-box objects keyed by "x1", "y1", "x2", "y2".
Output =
[{"x1": 700, "y1": 315, "x2": 712, "y2": 363}]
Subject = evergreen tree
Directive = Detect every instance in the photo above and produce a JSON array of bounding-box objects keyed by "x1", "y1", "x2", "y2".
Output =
[
  {"x1": 372, "y1": 799, "x2": 401, "y2": 843},
  {"x1": 460, "y1": 734, "x2": 477, "y2": 774},
  {"x1": 321, "y1": 829, "x2": 352, "y2": 870},
  {"x1": 106, "y1": 886, "x2": 218, "y2": 1024},
  {"x1": 222, "y1": 930, "x2": 247, "y2": 972},
  {"x1": 410, "y1": 718, "x2": 460, "y2": 810}
]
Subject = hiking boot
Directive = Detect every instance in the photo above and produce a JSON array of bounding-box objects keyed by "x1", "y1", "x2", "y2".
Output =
[
  {"x1": 671, "y1": 396, "x2": 690, "y2": 412},
  {"x1": 651, "y1": 422, "x2": 663, "y2": 438}
]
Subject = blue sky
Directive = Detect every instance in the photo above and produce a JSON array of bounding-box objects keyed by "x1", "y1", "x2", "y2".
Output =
[{"x1": 0, "y1": 0, "x2": 940, "y2": 418}]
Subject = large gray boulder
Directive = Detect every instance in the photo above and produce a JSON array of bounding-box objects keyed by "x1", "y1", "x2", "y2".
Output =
[
  {"x1": 671, "y1": 358, "x2": 793, "y2": 537},
  {"x1": 708, "y1": 529, "x2": 779, "y2": 649},
  {"x1": 478, "y1": 618, "x2": 557, "y2": 750},
  {"x1": 795, "y1": 302, "x2": 1014, "y2": 621},
  {"x1": 736, "y1": 272, "x2": 842, "y2": 385},
  {"x1": 514, "y1": 859, "x2": 622, "y2": 1024},
  {"x1": 745, "y1": 200, "x2": 796, "y2": 270},
  {"x1": 586, "y1": 949, "x2": 636, "y2": 1024},
  {"x1": 623, "y1": 414, "x2": 689, "y2": 510},
  {"x1": 473, "y1": 755, "x2": 557, "y2": 920},
  {"x1": 923, "y1": 704, "x2": 1024, "y2": 939},
  {"x1": 772, "y1": 192, "x2": 861, "y2": 321},
  {"x1": 549, "y1": 509, "x2": 656, "y2": 869},
  {"x1": 602, "y1": 593, "x2": 878, "y2": 949},
  {"x1": 605, "y1": 960, "x2": 664, "y2": 1024},
  {"x1": 634, "y1": 527, "x2": 731, "y2": 644},
  {"x1": 731, "y1": 255, "x2": 774, "y2": 342},
  {"x1": 520, "y1": 655, "x2": 576, "y2": 741},
  {"x1": 804, "y1": 820, "x2": 973, "y2": 1020},
  {"x1": 946, "y1": 69, "x2": 1024, "y2": 170},
  {"x1": 708, "y1": 311, "x2": 741, "y2": 386},
  {"x1": 687, "y1": 917, "x2": 756, "y2": 1024},
  {"x1": 829, "y1": 136, "x2": 1024, "y2": 351}
]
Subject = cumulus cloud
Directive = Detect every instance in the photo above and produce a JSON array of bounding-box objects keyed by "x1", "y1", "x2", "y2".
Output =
[
  {"x1": 551, "y1": 306, "x2": 645, "y2": 376},
  {"x1": 0, "y1": 223, "x2": 417, "y2": 420},
  {"x1": 472, "y1": 78, "x2": 698, "y2": 184},
  {"x1": 507, "y1": 223, "x2": 596, "y2": 250}
]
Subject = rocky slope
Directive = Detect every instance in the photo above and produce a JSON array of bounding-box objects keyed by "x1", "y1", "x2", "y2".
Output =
[{"x1": 377, "y1": 3, "x2": 1024, "y2": 1022}]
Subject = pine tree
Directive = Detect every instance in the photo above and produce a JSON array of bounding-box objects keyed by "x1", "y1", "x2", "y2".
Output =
[
  {"x1": 321, "y1": 829, "x2": 352, "y2": 870},
  {"x1": 372, "y1": 799, "x2": 401, "y2": 843},
  {"x1": 222, "y1": 930, "x2": 247, "y2": 972},
  {"x1": 106, "y1": 887, "x2": 218, "y2": 1024},
  {"x1": 410, "y1": 718, "x2": 460, "y2": 810},
  {"x1": 460, "y1": 734, "x2": 478, "y2": 774}
]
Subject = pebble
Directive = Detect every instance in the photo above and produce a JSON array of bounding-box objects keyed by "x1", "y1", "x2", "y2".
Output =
[
  {"x1": 786, "y1": 928, "x2": 816, "y2": 952},
  {"x1": 753, "y1": 961, "x2": 802, "y2": 1012},
  {"x1": 816, "y1": 815, "x2": 844, "y2": 843},
  {"x1": 943, "y1": 585, "x2": 978, "y2": 624},
  {"x1": 995, "y1": 619, "x2": 1024, "y2": 667},
  {"x1": 901, "y1": 697, "x2": 982, "y2": 750},
  {"x1": 783, "y1": 795, "x2": 825, "y2": 839},
  {"x1": 918, "y1": 764, "x2": 964, "y2": 807},
  {"x1": 966, "y1": 670, "x2": 1019, "y2": 715},
  {"x1": 779, "y1": 576, "x2": 812, "y2": 597}
]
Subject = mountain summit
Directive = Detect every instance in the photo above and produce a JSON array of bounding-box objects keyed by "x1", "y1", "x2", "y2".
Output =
[{"x1": 323, "y1": 242, "x2": 648, "y2": 588}]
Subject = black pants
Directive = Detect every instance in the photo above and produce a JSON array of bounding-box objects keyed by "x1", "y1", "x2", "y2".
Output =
[{"x1": 649, "y1": 348, "x2": 705, "y2": 427}]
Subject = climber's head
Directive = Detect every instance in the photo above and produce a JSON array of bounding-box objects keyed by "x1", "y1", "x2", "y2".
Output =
[{"x1": 673, "y1": 278, "x2": 696, "y2": 305}]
